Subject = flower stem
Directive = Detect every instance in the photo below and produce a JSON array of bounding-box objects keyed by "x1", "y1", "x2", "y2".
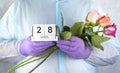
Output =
[
  {"x1": 9, "y1": 52, "x2": 43, "y2": 71},
  {"x1": 7, "y1": 45, "x2": 57, "y2": 73},
  {"x1": 29, "y1": 46, "x2": 58, "y2": 73},
  {"x1": 97, "y1": 25, "x2": 101, "y2": 34}
]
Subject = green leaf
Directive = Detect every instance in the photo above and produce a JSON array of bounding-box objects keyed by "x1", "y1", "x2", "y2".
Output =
[
  {"x1": 91, "y1": 35, "x2": 110, "y2": 50},
  {"x1": 78, "y1": 23, "x2": 85, "y2": 36},
  {"x1": 85, "y1": 28, "x2": 95, "y2": 36},
  {"x1": 62, "y1": 26, "x2": 70, "y2": 32},
  {"x1": 70, "y1": 22, "x2": 84, "y2": 36},
  {"x1": 61, "y1": 31, "x2": 72, "y2": 40},
  {"x1": 85, "y1": 21, "x2": 91, "y2": 26}
]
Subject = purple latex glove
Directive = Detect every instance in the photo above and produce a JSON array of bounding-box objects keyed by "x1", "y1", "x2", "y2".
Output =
[
  {"x1": 19, "y1": 36, "x2": 55, "y2": 56},
  {"x1": 57, "y1": 36, "x2": 91, "y2": 59}
]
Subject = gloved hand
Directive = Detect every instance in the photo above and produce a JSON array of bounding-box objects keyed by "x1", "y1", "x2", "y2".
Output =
[
  {"x1": 57, "y1": 36, "x2": 91, "y2": 59},
  {"x1": 19, "y1": 36, "x2": 55, "y2": 56}
]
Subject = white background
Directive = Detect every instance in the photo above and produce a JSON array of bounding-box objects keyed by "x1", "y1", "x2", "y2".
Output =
[{"x1": 0, "y1": 0, "x2": 120, "y2": 73}]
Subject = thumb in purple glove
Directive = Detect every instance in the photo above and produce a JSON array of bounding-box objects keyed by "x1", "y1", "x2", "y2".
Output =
[
  {"x1": 19, "y1": 36, "x2": 55, "y2": 56},
  {"x1": 57, "y1": 36, "x2": 91, "y2": 59}
]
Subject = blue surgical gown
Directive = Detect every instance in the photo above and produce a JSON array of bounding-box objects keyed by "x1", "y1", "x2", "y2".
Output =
[{"x1": 0, "y1": 0, "x2": 120, "y2": 73}]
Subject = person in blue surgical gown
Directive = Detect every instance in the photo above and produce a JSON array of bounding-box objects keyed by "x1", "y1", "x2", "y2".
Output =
[{"x1": 0, "y1": 0, "x2": 120, "y2": 73}]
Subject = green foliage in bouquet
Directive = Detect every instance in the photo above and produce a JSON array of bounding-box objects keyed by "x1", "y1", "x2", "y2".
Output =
[{"x1": 61, "y1": 21, "x2": 110, "y2": 51}]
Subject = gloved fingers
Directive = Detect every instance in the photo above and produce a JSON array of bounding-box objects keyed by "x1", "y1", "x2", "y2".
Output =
[
  {"x1": 69, "y1": 45, "x2": 80, "y2": 52},
  {"x1": 69, "y1": 45, "x2": 91, "y2": 59},
  {"x1": 70, "y1": 36, "x2": 83, "y2": 42},
  {"x1": 28, "y1": 45, "x2": 52, "y2": 56},
  {"x1": 32, "y1": 41, "x2": 55, "y2": 47},
  {"x1": 76, "y1": 44, "x2": 91, "y2": 59},
  {"x1": 57, "y1": 40, "x2": 71, "y2": 46},
  {"x1": 57, "y1": 42, "x2": 78, "y2": 52},
  {"x1": 70, "y1": 36, "x2": 84, "y2": 45},
  {"x1": 57, "y1": 40, "x2": 85, "y2": 49},
  {"x1": 84, "y1": 44, "x2": 91, "y2": 57},
  {"x1": 57, "y1": 40, "x2": 79, "y2": 47},
  {"x1": 57, "y1": 41, "x2": 91, "y2": 59},
  {"x1": 57, "y1": 44, "x2": 82, "y2": 59},
  {"x1": 31, "y1": 42, "x2": 55, "y2": 52},
  {"x1": 28, "y1": 49, "x2": 43, "y2": 56},
  {"x1": 70, "y1": 41, "x2": 80, "y2": 47},
  {"x1": 57, "y1": 44, "x2": 71, "y2": 53}
]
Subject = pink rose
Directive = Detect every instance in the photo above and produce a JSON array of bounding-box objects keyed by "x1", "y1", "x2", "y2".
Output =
[
  {"x1": 105, "y1": 24, "x2": 117, "y2": 37},
  {"x1": 86, "y1": 9, "x2": 101, "y2": 24}
]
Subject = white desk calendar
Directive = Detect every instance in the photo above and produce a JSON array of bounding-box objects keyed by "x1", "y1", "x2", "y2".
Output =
[{"x1": 32, "y1": 24, "x2": 58, "y2": 41}]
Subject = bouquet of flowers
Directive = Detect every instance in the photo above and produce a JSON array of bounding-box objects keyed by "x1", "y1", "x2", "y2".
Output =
[{"x1": 7, "y1": 9, "x2": 117, "y2": 73}]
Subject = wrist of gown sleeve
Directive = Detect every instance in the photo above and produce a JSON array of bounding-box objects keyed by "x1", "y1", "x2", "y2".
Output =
[
  {"x1": 86, "y1": 38, "x2": 120, "y2": 66},
  {"x1": 0, "y1": 40, "x2": 24, "y2": 62}
]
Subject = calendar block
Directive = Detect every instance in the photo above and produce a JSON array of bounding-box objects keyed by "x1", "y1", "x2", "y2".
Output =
[
  {"x1": 45, "y1": 24, "x2": 56, "y2": 36},
  {"x1": 32, "y1": 24, "x2": 58, "y2": 41},
  {"x1": 32, "y1": 24, "x2": 44, "y2": 36}
]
